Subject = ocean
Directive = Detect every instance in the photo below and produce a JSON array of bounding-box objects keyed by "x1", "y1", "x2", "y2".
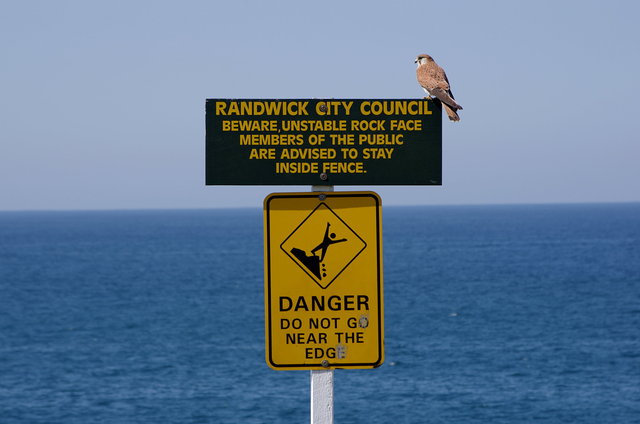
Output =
[{"x1": 1, "y1": 203, "x2": 639, "y2": 423}]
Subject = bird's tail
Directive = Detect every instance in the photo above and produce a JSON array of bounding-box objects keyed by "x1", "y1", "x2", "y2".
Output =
[{"x1": 443, "y1": 103, "x2": 461, "y2": 122}]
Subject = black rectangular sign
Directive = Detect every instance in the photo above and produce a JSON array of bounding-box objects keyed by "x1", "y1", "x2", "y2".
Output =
[{"x1": 205, "y1": 99, "x2": 442, "y2": 185}]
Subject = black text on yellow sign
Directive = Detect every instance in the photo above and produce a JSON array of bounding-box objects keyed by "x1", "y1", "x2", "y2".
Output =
[
  {"x1": 264, "y1": 192, "x2": 384, "y2": 370},
  {"x1": 206, "y1": 99, "x2": 442, "y2": 186}
]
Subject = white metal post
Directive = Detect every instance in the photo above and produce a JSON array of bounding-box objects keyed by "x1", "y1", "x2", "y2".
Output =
[
  {"x1": 310, "y1": 184, "x2": 335, "y2": 424},
  {"x1": 311, "y1": 369, "x2": 334, "y2": 424}
]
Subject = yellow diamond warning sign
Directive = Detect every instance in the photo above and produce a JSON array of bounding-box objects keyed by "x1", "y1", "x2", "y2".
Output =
[
  {"x1": 280, "y1": 203, "x2": 366, "y2": 290},
  {"x1": 264, "y1": 191, "x2": 384, "y2": 370}
]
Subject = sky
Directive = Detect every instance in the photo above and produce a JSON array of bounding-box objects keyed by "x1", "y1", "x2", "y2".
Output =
[{"x1": 1, "y1": 0, "x2": 639, "y2": 211}]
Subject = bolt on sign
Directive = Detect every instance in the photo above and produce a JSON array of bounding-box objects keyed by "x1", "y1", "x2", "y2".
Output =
[
  {"x1": 263, "y1": 192, "x2": 384, "y2": 370},
  {"x1": 206, "y1": 98, "x2": 442, "y2": 186}
]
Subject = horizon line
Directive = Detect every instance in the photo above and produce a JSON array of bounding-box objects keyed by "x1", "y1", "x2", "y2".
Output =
[{"x1": 1, "y1": 200, "x2": 639, "y2": 214}]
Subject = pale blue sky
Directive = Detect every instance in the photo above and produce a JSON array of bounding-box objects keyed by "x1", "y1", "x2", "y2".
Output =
[{"x1": 1, "y1": 0, "x2": 639, "y2": 210}]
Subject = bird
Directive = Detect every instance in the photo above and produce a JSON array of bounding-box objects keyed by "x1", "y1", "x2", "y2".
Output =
[{"x1": 415, "y1": 54, "x2": 463, "y2": 122}]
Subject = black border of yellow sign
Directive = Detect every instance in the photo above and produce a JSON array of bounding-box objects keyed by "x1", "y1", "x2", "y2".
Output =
[{"x1": 264, "y1": 191, "x2": 384, "y2": 370}]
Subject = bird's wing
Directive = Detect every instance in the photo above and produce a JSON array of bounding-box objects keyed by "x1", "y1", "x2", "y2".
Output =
[
  {"x1": 429, "y1": 88, "x2": 462, "y2": 111},
  {"x1": 430, "y1": 64, "x2": 462, "y2": 110},
  {"x1": 443, "y1": 72, "x2": 456, "y2": 100}
]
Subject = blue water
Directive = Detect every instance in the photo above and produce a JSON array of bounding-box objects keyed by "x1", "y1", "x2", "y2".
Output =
[{"x1": 1, "y1": 203, "x2": 639, "y2": 423}]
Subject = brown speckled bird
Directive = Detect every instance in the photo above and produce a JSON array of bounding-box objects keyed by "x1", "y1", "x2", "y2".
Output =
[{"x1": 415, "y1": 54, "x2": 463, "y2": 122}]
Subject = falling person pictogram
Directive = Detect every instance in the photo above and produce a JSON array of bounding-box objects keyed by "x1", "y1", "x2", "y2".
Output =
[
  {"x1": 290, "y1": 222, "x2": 347, "y2": 281},
  {"x1": 311, "y1": 223, "x2": 347, "y2": 261}
]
